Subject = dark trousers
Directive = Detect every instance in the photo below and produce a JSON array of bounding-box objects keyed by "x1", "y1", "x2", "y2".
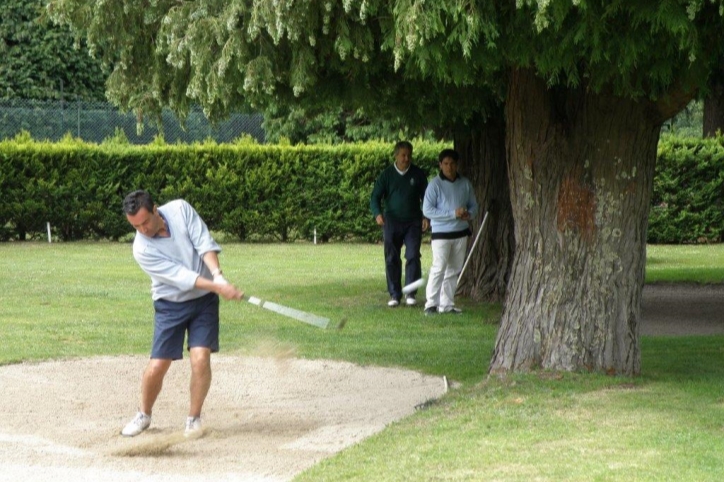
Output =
[{"x1": 383, "y1": 219, "x2": 423, "y2": 300}]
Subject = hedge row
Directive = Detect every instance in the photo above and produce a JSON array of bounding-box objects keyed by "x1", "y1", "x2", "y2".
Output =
[
  {"x1": 2, "y1": 133, "x2": 722, "y2": 244},
  {"x1": 0, "y1": 134, "x2": 447, "y2": 242},
  {"x1": 649, "y1": 135, "x2": 724, "y2": 243}
]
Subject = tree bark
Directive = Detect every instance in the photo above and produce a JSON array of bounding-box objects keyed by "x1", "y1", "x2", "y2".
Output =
[
  {"x1": 490, "y1": 69, "x2": 664, "y2": 376},
  {"x1": 454, "y1": 112, "x2": 514, "y2": 302},
  {"x1": 703, "y1": 78, "x2": 724, "y2": 137}
]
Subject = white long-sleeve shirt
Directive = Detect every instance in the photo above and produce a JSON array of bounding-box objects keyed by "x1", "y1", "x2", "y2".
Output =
[
  {"x1": 132, "y1": 199, "x2": 221, "y2": 302},
  {"x1": 423, "y1": 173, "x2": 478, "y2": 235}
]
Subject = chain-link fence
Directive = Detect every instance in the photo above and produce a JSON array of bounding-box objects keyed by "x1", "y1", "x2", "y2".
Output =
[{"x1": 0, "y1": 98, "x2": 266, "y2": 144}]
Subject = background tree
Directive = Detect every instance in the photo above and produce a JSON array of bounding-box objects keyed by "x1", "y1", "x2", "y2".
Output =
[
  {"x1": 49, "y1": 0, "x2": 724, "y2": 375},
  {"x1": 1, "y1": 0, "x2": 106, "y2": 100},
  {"x1": 455, "y1": 110, "x2": 513, "y2": 303},
  {"x1": 703, "y1": 69, "x2": 724, "y2": 137}
]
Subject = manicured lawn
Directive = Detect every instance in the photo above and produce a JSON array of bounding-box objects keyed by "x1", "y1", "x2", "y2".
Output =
[{"x1": 646, "y1": 244, "x2": 724, "y2": 283}]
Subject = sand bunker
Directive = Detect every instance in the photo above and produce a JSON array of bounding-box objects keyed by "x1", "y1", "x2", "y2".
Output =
[{"x1": 0, "y1": 355, "x2": 447, "y2": 482}]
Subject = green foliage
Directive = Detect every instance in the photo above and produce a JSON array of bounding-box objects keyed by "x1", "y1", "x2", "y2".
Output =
[
  {"x1": 47, "y1": 0, "x2": 501, "y2": 131},
  {"x1": 262, "y1": 104, "x2": 441, "y2": 145},
  {"x1": 504, "y1": 1, "x2": 722, "y2": 100},
  {"x1": 6, "y1": 132, "x2": 724, "y2": 245},
  {"x1": 232, "y1": 133, "x2": 260, "y2": 146},
  {"x1": 650, "y1": 135, "x2": 724, "y2": 243},
  {"x1": 11, "y1": 129, "x2": 33, "y2": 144},
  {"x1": 47, "y1": 0, "x2": 724, "y2": 133},
  {"x1": 101, "y1": 127, "x2": 130, "y2": 146},
  {"x1": 0, "y1": 0, "x2": 106, "y2": 100},
  {"x1": 0, "y1": 137, "x2": 447, "y2": 241},
  {"x1": 662, "y1": 100, "x2": 704, "y2": 138}
]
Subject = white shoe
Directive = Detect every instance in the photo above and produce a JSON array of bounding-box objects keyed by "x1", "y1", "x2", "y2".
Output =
[
  {"x1": 184, "y1": 416, "x2": 202, "y2": 437},
  {"x1": 405, "y1": 296, "x2": 417, "y2": 306},
  {"x1": 387, "y1": 299, "x2": 400, "y2": 307},
  {"x1": 121, "y1": 411, "x2": 151, "y2": 437}
]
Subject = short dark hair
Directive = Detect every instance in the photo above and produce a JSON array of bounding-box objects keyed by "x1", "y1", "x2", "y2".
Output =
[
  {"x1": 393, "y1": 140, "x2": 413, "y2": 156},
  {"x1": 122, "y1": 190, "x2": 155, "y2": 215},
  {"x1": 438, "y1": 148, "x2": 460, "y2": 164}
]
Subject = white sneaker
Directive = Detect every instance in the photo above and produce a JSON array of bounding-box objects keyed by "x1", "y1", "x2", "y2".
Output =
[
  {"x1": 405, "y1": 296, "x2": 417, "y2": 306},
  {"x1": 121, "y1": 411, "x2": 151, "y2": 437},
  {"x1": 184, "y1": 416, "x2": 202, "y2": 438},
  {"x1": 387, "y1": 299, "x2": 400, "y2": 307}
]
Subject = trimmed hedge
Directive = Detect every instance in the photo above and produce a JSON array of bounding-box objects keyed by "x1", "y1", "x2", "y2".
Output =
[
  {"x1": 650, "y1": 136, "x2": 724, "y2": 244},
  {"x1": 3, "y1": 133, "x2": 723, "y2": 244},
  {"x1": 0, "y1": 134, "x2": 447, "y2": 242}
]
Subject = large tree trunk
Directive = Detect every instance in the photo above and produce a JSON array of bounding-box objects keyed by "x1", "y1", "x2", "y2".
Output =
[
  {"x1": 454, "y1": 112, "x2": 514, "y2": 302},
  {"x1": 703, "y1": 77, "x2": 724, "y2": 137},
  {"x1": 490, "y1": 69, "x2": 664, "y2": 376}
]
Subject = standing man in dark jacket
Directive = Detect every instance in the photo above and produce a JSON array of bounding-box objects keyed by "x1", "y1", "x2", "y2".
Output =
[{"x1": 370, "y1": 141, "x2": 429, "y2": 307}]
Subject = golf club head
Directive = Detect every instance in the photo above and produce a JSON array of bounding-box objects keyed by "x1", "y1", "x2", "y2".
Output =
[{"x1": 402, "y1": 278, "x2": 426, "y2": 295}]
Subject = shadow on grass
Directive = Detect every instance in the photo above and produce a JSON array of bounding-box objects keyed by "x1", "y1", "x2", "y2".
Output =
[{"x1": 641, "y1": 335, "x2": 724, "y2": 382}]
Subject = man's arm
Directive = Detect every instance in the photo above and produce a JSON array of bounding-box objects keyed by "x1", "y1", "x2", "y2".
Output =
[
  {"x1": 195, "y1": 274, "x2": 244, "y2": 301},
  {"x1": 200, "y1": 251, "x2": 244, "y2": 301},
  {"x1": 370, "y1": 171, "x2": 386, "y2": 224},
  {"x1": 202, "y1": 250, "x2": 223, "y2": 278},
  {"x1": 420, "y1": 170, "x2": 430, "y2": 231},
  {"x1": 423, "y1": 182, "x2": 454, "y2": 221}
]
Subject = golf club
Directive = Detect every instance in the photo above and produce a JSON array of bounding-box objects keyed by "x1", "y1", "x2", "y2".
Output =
[
  {"x1": 402, "y1": 277, "x2": 426, "y2": 295},
  {"x1": 457, "y1": 210, "x2": 489, "y2": 285},
  {"x1": 247, "y1": 295, "x2": 344, "y2": 330}
]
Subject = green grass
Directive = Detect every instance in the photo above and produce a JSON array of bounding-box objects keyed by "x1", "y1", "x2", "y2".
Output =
[
  {"x1": 646, "y1": 244, "x2": 724, "y2": 283},
  {"x1": 2, "y1": 242, "x2": 724, "y2": 481},
  {"x1": 0, "y1": 242, "x2": 499, "y2": 382}
]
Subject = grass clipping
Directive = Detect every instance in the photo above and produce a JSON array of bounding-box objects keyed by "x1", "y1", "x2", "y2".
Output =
[{"x1": 110, "y1": 429, "x2": 203, "y2": 457}]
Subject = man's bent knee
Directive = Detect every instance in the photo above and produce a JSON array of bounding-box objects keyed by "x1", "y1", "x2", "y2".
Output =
[
  {"x1": 189, "y1": 347, "x2": 211, "y2": 373},
  {"x1": 145, "y1": 359, "x2": 172, "y2": 378}
]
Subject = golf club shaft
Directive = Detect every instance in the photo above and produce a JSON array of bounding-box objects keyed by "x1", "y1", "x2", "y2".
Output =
[
  {"x1": 247, "y1": 296, "x2": 331, "y2": 329},
  {"x1": 457, "y1": 211, "x2": 489, "y2": 285}
]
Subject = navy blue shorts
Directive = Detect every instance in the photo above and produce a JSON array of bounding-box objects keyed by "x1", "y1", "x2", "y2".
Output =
[{"x1": 151, "y1": 292, "x2": 220, "y2": 360}]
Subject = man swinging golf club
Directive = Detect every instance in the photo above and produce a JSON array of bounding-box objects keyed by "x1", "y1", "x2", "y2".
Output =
[{"x1": 121, "y1": 190, "x2": 243, "y2": 437}]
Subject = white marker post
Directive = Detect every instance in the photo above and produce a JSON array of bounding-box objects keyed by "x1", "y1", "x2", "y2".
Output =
[{"x1": 46, "y1": 222, "x2": 52, "y2": 243}]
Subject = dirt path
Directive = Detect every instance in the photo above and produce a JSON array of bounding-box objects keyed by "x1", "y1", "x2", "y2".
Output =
[
  {"x1": 1, "y1": 283, "x2": 722, "y2": 482},
  {"x1": 641, "y1": 284, "x2": 724, "y2": 336}
]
